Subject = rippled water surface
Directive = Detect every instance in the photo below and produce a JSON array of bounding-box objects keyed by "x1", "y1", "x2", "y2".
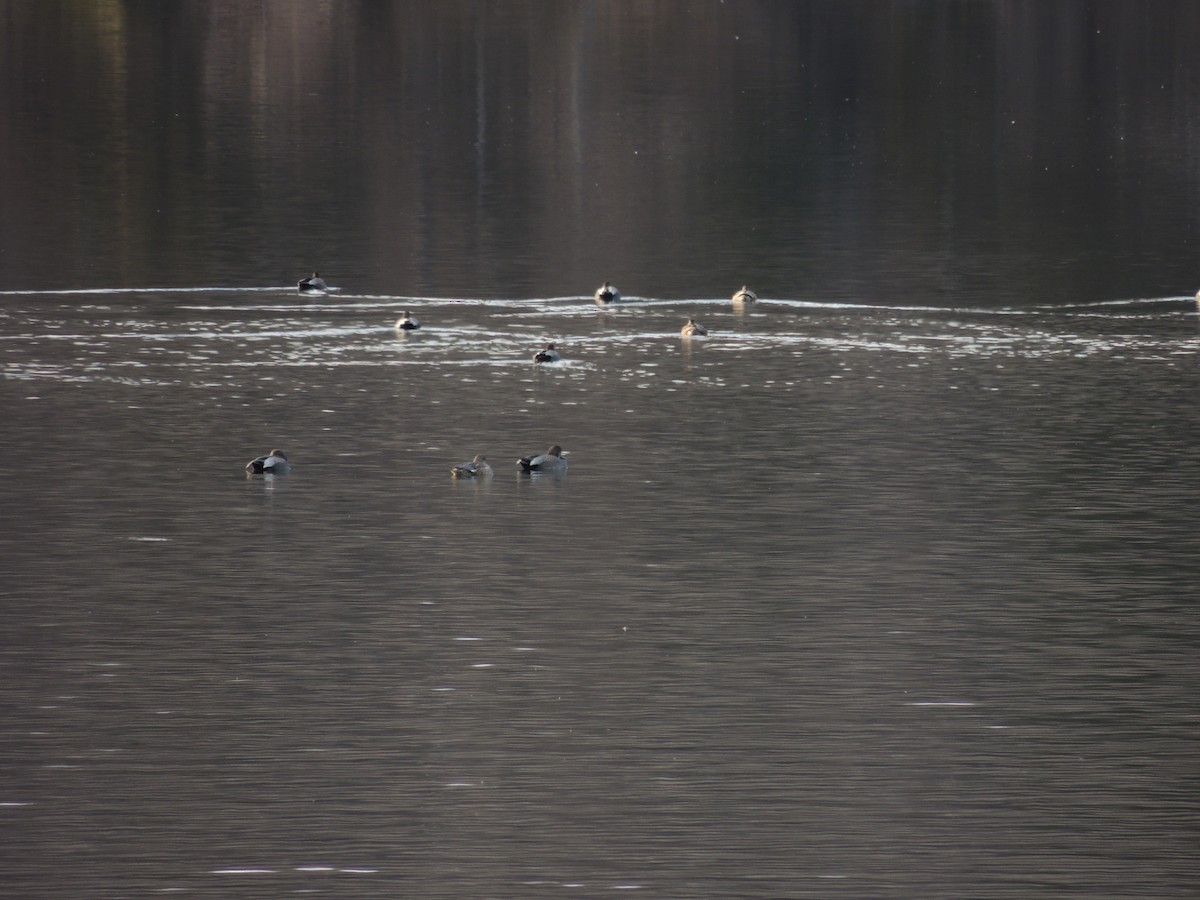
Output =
[
  {"x1": 3, "y1": 287, "x2": 1199, "y2": 898},
  {"x1": 3, "y1": 1, "x2": 1200, "y2": 897}
]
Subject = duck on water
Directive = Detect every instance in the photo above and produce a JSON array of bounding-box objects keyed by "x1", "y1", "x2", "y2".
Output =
[
  {"x1": 594, "y1": 282, "x2": 621, "y2": 304},
  {"x1": 298, "y1": 272, "x2": 328, "y2": 293},
  {"x1": 533, "y1": 342, "x2": 562, "y2": 363},
  {"x1": 246, "y1": 449, "x2": 290, "y2": 474},
  {"x1": 451, "y1": 455, "x2": 493, "y2": 478},
  {"x1": 518, "y1": 445, "x2": 567, "y2": 473}
]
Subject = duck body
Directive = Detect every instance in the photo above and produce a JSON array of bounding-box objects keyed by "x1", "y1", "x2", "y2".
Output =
[
  {"x1": 298, "y1": 272, "x2": 328, "y2": 293},
  {"x1": 396, "y1": 311, "x2": 421, "y2": 330},
  {"x1": 732, "y1": 286, "x2": 758, "y2": 305},
  {"x1": 680, "y1": 318, "x2": 708, "y2": 337},
  {"x1": 594, "y1": 282, "x2": 621, "y2": 305},
  {"x1": 518, "y1": 444, "x2": 567, "y2": 473},
  {"x1": 533, "y1": 342, "x2": 561, "y2": 363},
  {"x1": 246, "y1": 449, "x2": 290, "y2": 474},
  {"x1": 451, "y1": 454, "x2": 493, "y2": 478}
]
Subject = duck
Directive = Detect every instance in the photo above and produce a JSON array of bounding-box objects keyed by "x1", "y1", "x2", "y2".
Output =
[
  {"x1": 518, "y1": 444, "x2": 567, "y2": 473},
  {"x1": 533, "y1": 342, "x2": 562, "y2": 363},
  {"x1": 246, "y1": 449, "x2": 290, "y2": 474},
  {"x1": 450, "y1": 455, "x2": 493, "y2": 478},
  {"x1": 298, "y1": 272, "x2": 328, "y2": 293},
  {"x1": 680, "y1": 318, "x2": 708, "y2": 337},
  {"x1": 594, "y1": 281, "x2": 621, "y2": 304},
  {"x1": 395, "y1": 311, "x2": 421, "y2": 330},
  {"x1": 732, "y1": 286, "x2": 758, "y2": 305}
]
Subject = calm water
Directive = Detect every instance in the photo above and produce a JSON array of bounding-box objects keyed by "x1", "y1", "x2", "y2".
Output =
[{"x1": 2, "y1": 3, "x2": 1200, "y2": 898}]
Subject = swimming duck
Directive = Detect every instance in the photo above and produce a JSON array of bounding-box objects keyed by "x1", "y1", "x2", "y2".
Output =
[
  {"x1": 594, "y1": 282, "x2": 621, "y2": 304},
  {"x1": 451, "y1": 455, "x2": 493, "y2": 478},
  {"x1": 246, "y1": 449, "x2": 290, "y2": 474},
  {"x1": 680, "y1": 318, "x2": 708, "y2": 337},
  {"x1": 298, "y1": 272, "x2": 328, "y2": 293},
  {"x1": 533, "y1": 342, "x2": 562, "y2": 363},
  {"x1": 732, "y1": 286, "x2": 758, "y2": 305},
  {"x1": 396, "y1": 311, "x2": 421, "y2": 330},
  {"x1": 518, "y1": 444, "x2": 567, "y2": 473}
]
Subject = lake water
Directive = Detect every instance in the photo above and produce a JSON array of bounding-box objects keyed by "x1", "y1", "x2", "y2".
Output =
[{"x1": 2, "y1": 3, "x2": 1199, "y2": 898}]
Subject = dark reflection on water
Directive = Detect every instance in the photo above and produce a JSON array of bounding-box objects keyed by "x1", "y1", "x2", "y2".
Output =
[
  {"x1": 3, "y1": 1, "x2": 1200, "y2": 303},
  {"x1": 3, "y1": 1, "x2": 1200, "y2": 897}
]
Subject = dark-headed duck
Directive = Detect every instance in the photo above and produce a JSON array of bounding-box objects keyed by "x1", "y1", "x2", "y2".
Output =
[
  {"x1": 594, "y1": 282, "x2": 621, "y2": 304},
  {"x1": 533, "y1": 342, "x2": 562, "y2": 363},
  {"x1": 246, "y1": 449, "x2": 290, "y2": 474},
  {"x1": 298, "y1": 272, "x2": 328, "y2": 293},
  {"x1": 518, "y1": 444, "x2": 567, "y2": 473}
]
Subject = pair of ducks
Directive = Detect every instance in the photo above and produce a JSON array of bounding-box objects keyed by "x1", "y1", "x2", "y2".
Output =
[
  {"x1": 246, "y1": 445, "x2": 568, "y2": 478},
  {"x1": 298, "y1": 272, "x2": 420, "y2": 332},
  {"x1": 680, "y1": 284, "x2": 755, "y2": 336},
  {"x1": 450, "y1": 445, "x2": 568, "y2": 478},
  {"x1": 532, "y1": 316, "x2": 702, "y2": 364},
  {"x1": 594, "y1": 282, "x2": 759, "y2": 307}
]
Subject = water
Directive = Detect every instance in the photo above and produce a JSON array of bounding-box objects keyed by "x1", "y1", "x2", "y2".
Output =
[
  {"x1": 4, "y1": 288, "x2": 1197, "y2": 897},
  {"x1": 2, "y1": 3, "x2": 1200, "y2": 898}
]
